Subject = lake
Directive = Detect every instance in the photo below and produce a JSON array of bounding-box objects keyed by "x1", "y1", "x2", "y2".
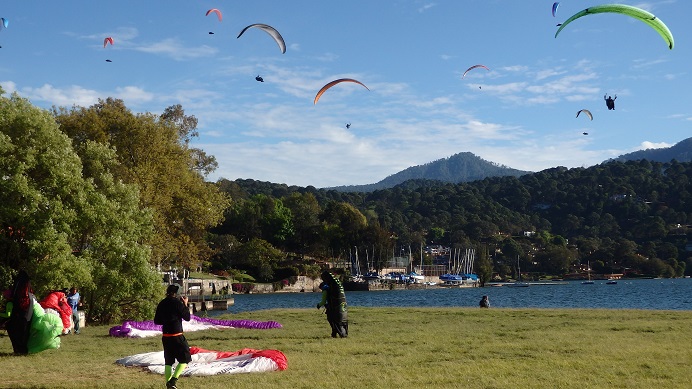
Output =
[{"x1": 212, "y1": 278, "x2": 692, "y2": 314}]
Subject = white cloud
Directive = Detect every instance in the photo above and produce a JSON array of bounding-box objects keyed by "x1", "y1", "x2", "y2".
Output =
[
  {"x1": 21, "y1": 84, "x2": 101, "y2": 107},
  {"x1": 637, "y1": 141, "x2": 672, "y2": 150},
  {"x1": 417, "y1": 3, "x2": 437, "y2": 13},
  {"x1": 135, "y1": 39, "x2": 218, "y2": 60}
]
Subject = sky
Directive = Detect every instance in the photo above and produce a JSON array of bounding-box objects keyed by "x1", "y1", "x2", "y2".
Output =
[{"x1": 1, "y1": 1, "x2": 690, "y2": 188}]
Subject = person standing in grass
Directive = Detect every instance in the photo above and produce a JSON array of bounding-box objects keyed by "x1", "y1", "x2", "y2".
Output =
[
  {"x1": 66, "y1": 287, "x2": 81, "y2": 334},
  {"x1": 316, "y1": 271, "x2": 348, "y2": 338},
  {"x1": 154, "y1": 284, "x2": 191, "y2": 389}
]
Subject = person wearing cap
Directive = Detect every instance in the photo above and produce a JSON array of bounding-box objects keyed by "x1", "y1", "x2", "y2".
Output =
[{"x1": 154, "y1": 284, "x2": 191, "y2": 389}]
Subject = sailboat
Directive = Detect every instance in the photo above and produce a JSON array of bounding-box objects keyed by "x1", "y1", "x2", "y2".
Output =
[
  {"x1": 582, "y1": 261, "x2": 595, "y2": 284},
  {"x1": 508, "y1": 256, "x2": 529, "y2": 287}
]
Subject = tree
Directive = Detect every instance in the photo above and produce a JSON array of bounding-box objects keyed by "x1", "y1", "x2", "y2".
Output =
[
  {"x1": 232, "y1": 238, "x2": 284, "y2": 282},
  {"x1": 283, "y1": 192, "x2": 321, "y2": 256},
  {"x1": 476, "y1": 244, "x2": 494, "y2": 286},
  {"x1": 1, "y1": 92, "x2": 159, "y2": 322},
  {"x1": 53, "y1": 98, "x2": 230, "y2": 270}
]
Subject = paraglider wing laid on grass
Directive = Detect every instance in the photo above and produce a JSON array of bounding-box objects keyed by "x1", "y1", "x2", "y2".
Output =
[
  {"x1": 109, "y1": 315, "x2": 282, "y2": 338},
  {"x1": 237, "y1": 23, "x2": 286, "y2": 54},
  {"x1": 206, "y1": 8, "x2": 222, "y2": 22},
  {"x1": 314, "y1": 78, "x2": 370, "y2": 104},
  {"x1": 462, "y1": 64, "x2": 490, "y2": 79},
  {"x1": 576, "y1": 109, "x2": 593, "y2": 121},
  {"x1": 116, "y1": 347, "x2": 287, "y2": 376},
  {"x1": 555, "y1": 4, "x2": 674, "y2": 50}
]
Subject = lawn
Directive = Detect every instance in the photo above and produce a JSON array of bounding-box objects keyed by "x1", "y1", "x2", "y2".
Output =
[{"x1": 1, "y1": 307, "x2": 690, "y2": 389}]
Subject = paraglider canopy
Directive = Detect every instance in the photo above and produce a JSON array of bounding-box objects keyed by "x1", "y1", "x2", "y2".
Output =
[
  {"x1": 314, "y1": 78, "x2": 370, "y2": 104},
  {"x1": 555, "y1": 4, "x2": 674, "y2": 50},
  {"x1": 576, "y1": 109, "x2": 593, "y2": 121},
  {"x1": 103, "y1": 37, "x2": 114, "y2": 48},
  {"x1": 237, "y1": 23, "x2": 286, "y2": 54},
  {"x1": 206, "y1": 9, "x2": 222, "y2": 22},
  {"x1": 462, "y1": 64, "x2": 490, "y2": 79},
  {"x1": 0, "y1": 18, "x2": 8, "y2": 30},
  {"x1": 552, "y1": 2, "x2": 560, "y2": 18}
]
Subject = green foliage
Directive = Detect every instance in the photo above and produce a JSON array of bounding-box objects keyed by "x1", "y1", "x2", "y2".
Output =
[
  {"x1": 232, "y1": 238, "x2": 284, "y2": 282},
  {"x1": 0, "y1": 93, "x2": 159, "y2": 322},
  {"x1": 53, "y1": 98, "x2": 230, "y2": 271},
  {"x1": 222, "y1": 159, "x2": 692, "y2": 279}
]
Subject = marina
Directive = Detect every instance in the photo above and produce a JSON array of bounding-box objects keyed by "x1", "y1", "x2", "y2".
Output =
[{"x1": 210, "y1": 278, "x2": 692, "y2": 314}]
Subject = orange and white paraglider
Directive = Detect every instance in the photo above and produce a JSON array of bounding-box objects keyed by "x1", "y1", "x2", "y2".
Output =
[{"x1": 314, "y1": 78, "x2": 370, "y2": 105}]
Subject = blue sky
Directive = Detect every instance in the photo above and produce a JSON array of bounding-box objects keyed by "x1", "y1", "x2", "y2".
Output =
[{"x1": 1, "y1": 1, "x2": 689, "y2": 188}]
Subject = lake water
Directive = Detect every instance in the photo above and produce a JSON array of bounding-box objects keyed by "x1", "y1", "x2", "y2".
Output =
[{"x1": 210, "y1": 278, "x2": 692, "y2": 314}]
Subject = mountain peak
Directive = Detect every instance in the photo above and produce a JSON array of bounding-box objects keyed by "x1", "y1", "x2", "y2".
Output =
[{"x1": 325, "y1": 152, "x2": 531, "y2": 192}]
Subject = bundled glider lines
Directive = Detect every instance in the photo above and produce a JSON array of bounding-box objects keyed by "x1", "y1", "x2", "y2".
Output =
[{"x1": 555, "y1": 4, "x2": 674, "y2": 50}]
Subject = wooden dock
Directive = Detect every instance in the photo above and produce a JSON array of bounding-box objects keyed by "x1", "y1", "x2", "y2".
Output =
[{"x1": 186, "y1": 294, "x2": 234, "y2": 312}]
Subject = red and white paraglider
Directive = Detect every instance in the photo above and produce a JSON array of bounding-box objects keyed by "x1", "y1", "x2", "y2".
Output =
[
  {"x1": 116, "y1": 346, "x2": 287, "y2": 376},
  {"x1": 206, "y1": 8, "x2": 222, "y2": 22}
]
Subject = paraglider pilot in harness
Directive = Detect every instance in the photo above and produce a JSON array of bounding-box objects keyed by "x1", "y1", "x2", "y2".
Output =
[
  {"x1": 604, "y1": 94, "x2": 617, "y2": 110},
  {"x1": 316, "y1": 271, "x2": 348, "y2": 338}
]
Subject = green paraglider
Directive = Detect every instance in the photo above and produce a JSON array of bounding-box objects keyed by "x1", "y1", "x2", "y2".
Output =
[
  {"x1": 555, "y1": 4, "x2": 674, "y2": 50},
  {"x1": 27, "y1": 300, "x2": 62, "y2": 354}
]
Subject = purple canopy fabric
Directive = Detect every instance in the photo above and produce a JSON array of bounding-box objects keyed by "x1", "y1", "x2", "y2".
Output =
[{"x1": 109, "y1": 315, "x2": 282, "y2": 338}]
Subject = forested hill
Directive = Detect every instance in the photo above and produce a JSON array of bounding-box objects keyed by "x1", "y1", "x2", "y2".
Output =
[
  {"x1": 324, "y1": 152, "x2": 531, "y2": 192},
  {"x1": 614, "y1": 137, "x2": 692, "y2": 163},
  {"x1": 216, "y1": 159, "x2": 692, "y2": 278}
]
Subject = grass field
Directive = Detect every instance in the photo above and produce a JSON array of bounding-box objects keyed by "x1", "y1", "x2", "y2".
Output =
[{"x1": 1, "y1": 307, "x2": 691, "y2": 389}]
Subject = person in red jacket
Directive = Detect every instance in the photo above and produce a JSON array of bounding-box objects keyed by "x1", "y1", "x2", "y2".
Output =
[
  {"x1": 39, "y1": 290, "x2": 72, "y2": 334},
  {"x1": 154, "y1": 284, "x2": 191, "y2": 389}
]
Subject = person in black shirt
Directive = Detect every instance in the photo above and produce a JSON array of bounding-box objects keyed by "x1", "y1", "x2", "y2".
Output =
[{"x1": 154, "y1": 284, "x2": 191, "y2": 389}]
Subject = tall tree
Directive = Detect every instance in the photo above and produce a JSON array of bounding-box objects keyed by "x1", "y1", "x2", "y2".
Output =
[
  {"x1": 1, "y1": 91, "x2": 159, "y2": 322},
  {"x1": 53, "y1": 98, "x2": 229, "y2": 270}
]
